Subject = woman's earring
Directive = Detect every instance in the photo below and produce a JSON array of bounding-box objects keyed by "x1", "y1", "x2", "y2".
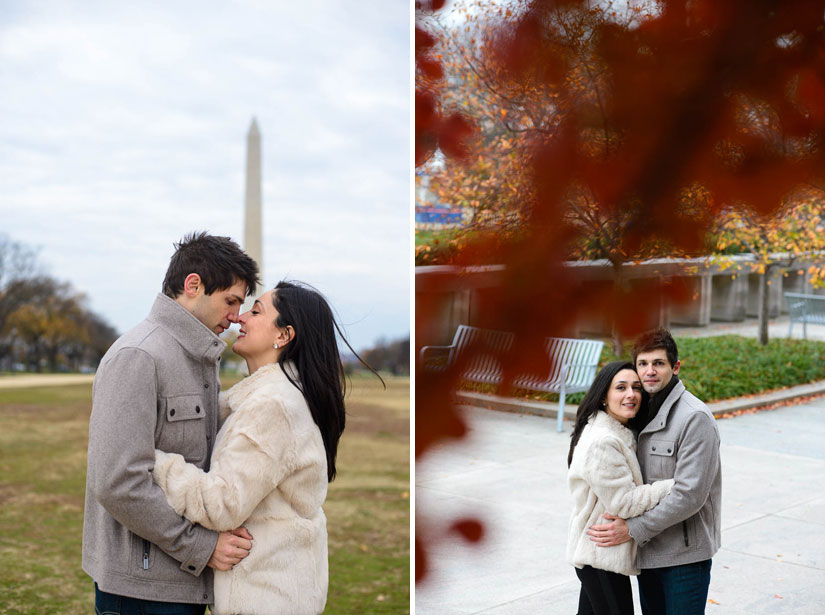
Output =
[{"x1": 273, "y1": 343, "x2": 279, "y2": 349}]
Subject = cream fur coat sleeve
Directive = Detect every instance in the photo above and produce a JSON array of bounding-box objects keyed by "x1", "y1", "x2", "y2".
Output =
[
  {"x1": 152, "y1": 395, "x2": 295, "y2": 531},
  {"x1": 582, "y1": 435, "x2": 673, "y2": 519}
]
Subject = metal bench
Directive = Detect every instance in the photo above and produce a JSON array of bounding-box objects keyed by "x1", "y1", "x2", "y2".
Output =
[
  {"x1": 785, "y1": 292, "x2": 825, "y2": 339},
  {"x1": 419, "y1": 324, "x2": 604, "y2": 432}
]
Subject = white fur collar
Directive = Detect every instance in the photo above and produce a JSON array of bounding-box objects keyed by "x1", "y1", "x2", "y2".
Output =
[
  {"x1": 224, "y1": 361, "x2": 299, "y2": 406},
  {"x1": 589, "y1": 409, "x2": 635, "y2": 448}
]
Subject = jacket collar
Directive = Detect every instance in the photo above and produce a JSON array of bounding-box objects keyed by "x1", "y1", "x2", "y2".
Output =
[
  {"x1": 643, "y1": 379, "x2": 686, "y2": 434},
  {"x1": 148, "y1": 294, "x2": 225, "y2": 362}
]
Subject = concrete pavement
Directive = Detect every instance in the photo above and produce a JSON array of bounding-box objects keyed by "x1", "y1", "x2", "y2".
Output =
[{"x1": 415, "y1": 399, "x2": 825, "y2": 614}]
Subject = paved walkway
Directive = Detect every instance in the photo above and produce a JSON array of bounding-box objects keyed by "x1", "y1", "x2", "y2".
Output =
[
  {"x1": 0, "y1": 373, "x2": 95, "y2": 388},
  {"x1": 670, "y1": 314, "x2": 825, "y2": 342},
  {"x1": 415, "y1": 399, "x2": 825, "y2": 614}
]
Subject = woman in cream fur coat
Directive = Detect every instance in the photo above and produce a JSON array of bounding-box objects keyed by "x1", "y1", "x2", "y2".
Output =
[
  {"x1": 152, "y1": 281, "x2": 374, "y2": 615},
  {"x1": 567, "y1": 361, "x2": 674, "y2": 615}
]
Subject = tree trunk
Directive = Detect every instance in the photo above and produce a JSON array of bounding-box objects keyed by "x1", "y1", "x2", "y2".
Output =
[
  {"x1": 611, "y1": 319, "x2": 623, "y2": 356},
  {"x1": 611, "y1": 260, "x2": 626, "y2": 356},
  {"x1": 47, "y1": 346, "x2": 59, "y2": 372},
  {"x1": 758, "y1": 270, "x2": 770, "y2": 346}
]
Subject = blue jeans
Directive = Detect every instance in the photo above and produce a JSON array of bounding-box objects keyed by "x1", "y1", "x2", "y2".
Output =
[
  {"x1": 94, "y1": 584, "x2": 206, "y2": 615},
  {"x1": 638, "y1": 560, "x2": 712, "y2": 615}
]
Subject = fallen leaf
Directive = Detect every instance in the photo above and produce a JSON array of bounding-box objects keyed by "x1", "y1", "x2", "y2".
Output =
[
  {"x1": 775, "y1": 594, "x2": 784, "y2": 599},
  {"x1": 708, "y1": 598, "x2": 720, "y2": 605}
]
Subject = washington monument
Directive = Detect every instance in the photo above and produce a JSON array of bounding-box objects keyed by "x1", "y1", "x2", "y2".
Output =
[{"x1": 244, "y1": 118, "x2": 263, "y2": 297}]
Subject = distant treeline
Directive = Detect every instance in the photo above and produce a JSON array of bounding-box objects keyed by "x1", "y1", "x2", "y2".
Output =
[
  {"x1": 355, "y1": 336, "x2": 410, "y2": 375},
  {"x1": 0, "y1": 234, "x2": 118, "y2": 373}
]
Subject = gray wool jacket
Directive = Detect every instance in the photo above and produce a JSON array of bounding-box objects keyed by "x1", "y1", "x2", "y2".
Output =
[
  {"x1": 82, "y1": 294, "x2": 223, "y2": 603},
  {"x1": 626, "y1": 379, "x2": 722, "y2": 569}
]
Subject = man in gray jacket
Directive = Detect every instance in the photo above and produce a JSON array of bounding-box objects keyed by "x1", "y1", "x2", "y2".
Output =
[
  {"x1": 588, "y1": 328, "x2": 721, "y2": 614},
  {"x1": 83, "y1": 232, "x2": 260, "y2": 614}
]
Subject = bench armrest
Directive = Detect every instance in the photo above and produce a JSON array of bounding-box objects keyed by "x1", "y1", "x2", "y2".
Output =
[{"x1": 419, "y1": 344, "x2": 454, "y2": 365}]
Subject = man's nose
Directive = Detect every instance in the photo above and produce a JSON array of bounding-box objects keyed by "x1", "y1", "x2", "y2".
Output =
[{"x1": 228, "y1": 310, "x2": 241, "y2": 323}]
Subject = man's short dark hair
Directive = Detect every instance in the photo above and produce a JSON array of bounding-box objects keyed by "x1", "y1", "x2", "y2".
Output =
[
  {"x1": 632, "y1": 327, "x2": 679, "y2": 367},
  {"x1": 162, "y1": 231, "x2": 260, "y2": 299}
]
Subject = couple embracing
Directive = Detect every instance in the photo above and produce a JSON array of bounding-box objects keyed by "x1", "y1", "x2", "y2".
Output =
[
  {"x1": 567, "y1": 328, "x2": 722, "y2": 615},
  {"x1": 83, "y1": 232, "x2": 376, "y2": 615}
]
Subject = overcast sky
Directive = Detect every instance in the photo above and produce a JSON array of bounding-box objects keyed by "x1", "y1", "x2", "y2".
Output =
[{"x1": 0, "y1": 0, "x2": 410, "y2": 352}]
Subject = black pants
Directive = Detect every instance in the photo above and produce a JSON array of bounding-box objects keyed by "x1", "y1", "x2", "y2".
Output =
[{"x1": 575, "y1": 565, "x2": 634, "y2": 615}]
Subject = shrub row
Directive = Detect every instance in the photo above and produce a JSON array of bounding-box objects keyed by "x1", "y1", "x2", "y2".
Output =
[{"x1": 459, "y1": 335, "x2": 825, "y2": 404}]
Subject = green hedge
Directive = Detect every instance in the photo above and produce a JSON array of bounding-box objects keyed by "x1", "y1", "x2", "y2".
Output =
[{"x1": 460, "y1": 335, "x2": 825, "y2": 404}]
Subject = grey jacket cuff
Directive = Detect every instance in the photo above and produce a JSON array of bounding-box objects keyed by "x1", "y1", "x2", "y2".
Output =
[
  {"x1": 626, "y1": 516, "x2": 647, "y2": 546},
  {"x1": 178, "y1": 526, "x2": 219, "y2": 576}
]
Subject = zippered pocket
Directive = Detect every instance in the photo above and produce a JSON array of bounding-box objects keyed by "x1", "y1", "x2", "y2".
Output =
[
  {"x1": 143, "y1": 539, "x2": 150, "y2": 570},
  {"x1": 682, "y1": 521, "x2": 689, "y2": 547}
]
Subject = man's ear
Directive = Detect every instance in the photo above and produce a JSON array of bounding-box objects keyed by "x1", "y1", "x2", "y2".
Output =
[
  {"x1": 672, "y1": 359, "x2": 681, "y2": 376},
  {"x1": 183, "y1": 273, "x2": 203, "y2": 298}
]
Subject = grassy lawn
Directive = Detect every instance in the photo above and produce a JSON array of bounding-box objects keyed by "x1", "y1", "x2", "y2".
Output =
[{"x1": 0, "y1": 374, "x2": 409, "y2": 615}]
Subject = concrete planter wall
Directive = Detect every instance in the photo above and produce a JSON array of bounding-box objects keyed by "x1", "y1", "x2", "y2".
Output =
[{"x1": 415, "y1": 256, "x2": 822, "y2": 347}]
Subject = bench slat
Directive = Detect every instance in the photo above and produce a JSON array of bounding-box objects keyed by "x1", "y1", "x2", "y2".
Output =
[{"x1": 420, "y1": 325, "x2": 604, "y2": 432}]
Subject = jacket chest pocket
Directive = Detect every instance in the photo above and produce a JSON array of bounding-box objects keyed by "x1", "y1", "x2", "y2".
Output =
[
  {"x1": 157, "y1": 394, "x2": 207, "y2": 463},
  {"x1": 648, "y1": 438, "x2": 676, "y2": 479}
]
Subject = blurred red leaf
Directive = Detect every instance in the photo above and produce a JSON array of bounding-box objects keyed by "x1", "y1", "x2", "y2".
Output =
[
  {"x1": 438, "y1": 113, "x2": 477, "y2": 161},
  {"x1": 415, "y1": 26, "x2": 436, "y2": 55},
  {"x1": 450, "y1": 519, "x2": 485, "y2": 543}
]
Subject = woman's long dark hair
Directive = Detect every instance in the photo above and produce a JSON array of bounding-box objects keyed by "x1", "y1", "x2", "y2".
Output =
[
  {"x1": 271, "y1": 280, "x2": 382, "y2": 481},
  {"x1": 567, "y1": 361, "x2": 646, "y2": 467}
]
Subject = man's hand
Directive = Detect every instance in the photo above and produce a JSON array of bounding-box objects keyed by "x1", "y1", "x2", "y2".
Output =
[
  {"x1": 207, "y1": 527, "x2": 254, "y2": 571},
  {"x1": 587, "y1": 513, "x2": 631, "y2": 547}
]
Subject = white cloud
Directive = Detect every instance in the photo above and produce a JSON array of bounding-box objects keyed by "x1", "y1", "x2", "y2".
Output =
[{"x1": 0, "y1": 0, "x2": 410, "y2": 351}]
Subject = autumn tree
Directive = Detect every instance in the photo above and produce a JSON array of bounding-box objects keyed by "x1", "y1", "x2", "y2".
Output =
[
  {"x1": 712, "y1": 185, "x2": 825, "y2": 344},
  {"x1": 0, "y1": 268, "x2": 118, "y2": 372},
  {"x1": 362, "y1": 336, "x2": 411, "y2": 375},
  {"x1": 5, "y1": 278, "x2": 90, "y2": 372},
  {"x1": 420, "y1": 1, "x2": 712, "y2": 352},
  {"x1": 416, "y1": 0, "x2": 825, "y2": 584}
]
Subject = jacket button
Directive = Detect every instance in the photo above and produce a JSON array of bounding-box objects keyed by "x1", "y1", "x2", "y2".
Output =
[
  {"x1": 195, "y1": 406, "x2": 201, "y2": 413},
  {"x1": 652, "y1": 446, "x2": 656, "y2": 451},
  {"x1": 667, "y1": 448, "x2": 672, "y2": 453},
  {"x1": 203, "y1": 593, "x2": 208, "y2": 600},
  {"x1": 170, "y1": 409, "x2": 176, "y2": 416},
  {"x1": 213, "y1": 341, "x2": 218, "y2": 346},
  {"x1": 204, "y1": 383, "x2": 209, "y2": 389},
  {"x1": 188, "y1": 565, "x2": 196, "y2": 571}
]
